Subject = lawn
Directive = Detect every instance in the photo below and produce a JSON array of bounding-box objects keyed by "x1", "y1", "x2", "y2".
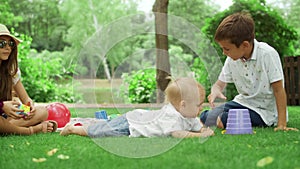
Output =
[
  {"x1": 1, "y1": 107, "x2": 299, "y2": 169},
  {"x1": 74, "y1": 79, "x2": 123, "y2": 104}
]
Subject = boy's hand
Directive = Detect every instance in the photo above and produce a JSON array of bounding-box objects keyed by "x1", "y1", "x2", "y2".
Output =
[
  {"x1": 274, "y1": 126, "x2": 299, "y2": 132},
  {"x1": 209, "y1": 80, "x2": 227, "y2": 108},
  {"x1": 208, "y1": 92, "x2": 227, "y2": 108}
]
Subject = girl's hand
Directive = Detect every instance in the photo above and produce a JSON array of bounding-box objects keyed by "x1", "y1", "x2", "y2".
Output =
[
  {"x1": 24, "y1": 100, "x2": 35, "y2": 120},
  {"x1": 2, "y1": 101, "x2": 24, "y2": 119},
  {"x1": 24, "y1": 98, "x2": 35, "y2": 111}
]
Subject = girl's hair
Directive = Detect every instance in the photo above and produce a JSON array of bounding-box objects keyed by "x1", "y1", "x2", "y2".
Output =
[
  {"x1": 164, "y1": 77, "x2": 205, "y2": 107},
  {"x1": 0, "y1": 42, "x2": 18, "y2": 101},
  {"x1": 214, "y1": 12, "x2": 255, "y2": 47}
]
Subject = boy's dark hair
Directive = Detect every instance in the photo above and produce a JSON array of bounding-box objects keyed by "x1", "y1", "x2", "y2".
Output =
[{"x1": 214, "y1": 12, "x2": 255, "y2": 47}]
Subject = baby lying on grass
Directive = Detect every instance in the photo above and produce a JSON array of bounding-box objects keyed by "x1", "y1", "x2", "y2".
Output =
[{"x1": 60, "y1": 77, "x2": 214, "y2": 138}]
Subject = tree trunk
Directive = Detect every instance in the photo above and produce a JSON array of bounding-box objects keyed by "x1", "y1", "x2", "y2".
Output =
[
  {"x1": 88, "y1": 0, "x2": 111, "y2": 81},
  {"x1": 153, "y1": 0, "x2": 171, "y2": 103},
  {"x1": 102, "y1": 57, "x2": 111, "y2": 81}
]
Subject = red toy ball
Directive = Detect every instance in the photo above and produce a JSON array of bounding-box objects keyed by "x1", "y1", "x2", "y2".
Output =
[{"x1": 46, "y1": 103, "x2": 71, "y2": 128}]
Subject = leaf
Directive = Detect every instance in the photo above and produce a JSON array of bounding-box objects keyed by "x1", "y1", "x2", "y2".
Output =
[
  {"x1": 47, "y1": 148, "x2": 58, "y2": 156},
  {"x1": 57, "y1": 154, "x2": 70, "y2": 160},
  {"x1": 32, "y1": 158, "x2": 47, "y2": 163},
  {"x1": 256, "y1": 156, "x2": 274, "y2": 167}
]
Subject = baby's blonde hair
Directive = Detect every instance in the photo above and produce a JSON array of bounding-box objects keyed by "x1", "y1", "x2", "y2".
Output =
[{"x1": 164, "y1": 77, "x2": 205, "y2": 108}]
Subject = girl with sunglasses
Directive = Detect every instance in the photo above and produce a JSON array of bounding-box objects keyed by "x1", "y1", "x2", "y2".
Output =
[{"x1": 0, "y1": 24, "x2": 57, "y2": 135}]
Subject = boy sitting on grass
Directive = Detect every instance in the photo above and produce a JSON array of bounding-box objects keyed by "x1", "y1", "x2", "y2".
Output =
[
  {"x1": 60, "y1": 77, "x2": 214, "y2": 138},
  {"x1": 200, "y1": 12, "x2": 298, "y2": 132}
]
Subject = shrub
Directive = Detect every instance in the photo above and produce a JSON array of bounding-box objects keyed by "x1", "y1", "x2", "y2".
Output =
[
  {"x1": 120, "y1": 69, "x2": 156, "y2": 103},
  {"x1": 15, "y1": 32, "x2": 81, "y2": 103}
]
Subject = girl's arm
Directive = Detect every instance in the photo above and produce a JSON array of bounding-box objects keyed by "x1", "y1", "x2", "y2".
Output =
[
  {"x1": 13, "y1": 80, "x2": 35, "y2": 118},
  {"x1": 13, "y1": 80, "x2": 33, "y2": 105}
]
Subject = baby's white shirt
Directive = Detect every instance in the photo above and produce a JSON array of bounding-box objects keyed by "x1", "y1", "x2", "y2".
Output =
[{"x1": 126, "y1": 103, "x2": 202, "y2": 137}]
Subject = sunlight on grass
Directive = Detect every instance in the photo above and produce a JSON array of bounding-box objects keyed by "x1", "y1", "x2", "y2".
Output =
[
  {"x1": 92, "y1": 137, "x2": 182, "y2": 158},
  {"x1": 1, "y1": 107, "x2": 299, "y2": 169}
]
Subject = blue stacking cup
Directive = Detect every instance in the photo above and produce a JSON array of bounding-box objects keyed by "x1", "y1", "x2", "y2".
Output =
[{"x1": 95, "y1": 110, "x2": 108, "y2": 119}]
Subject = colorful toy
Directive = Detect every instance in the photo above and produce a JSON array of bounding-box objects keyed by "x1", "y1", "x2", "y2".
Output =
[
  {"x1": 17, "y1": 103, "x2": 31, "y2": 116},
  {"x1": 46, "y1": 103, "x2": 71, "y2": 128}
]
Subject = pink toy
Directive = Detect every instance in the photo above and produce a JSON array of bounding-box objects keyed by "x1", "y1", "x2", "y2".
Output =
[{"x1": 46, "y1": 103, "x2": 71, "y2": 128}]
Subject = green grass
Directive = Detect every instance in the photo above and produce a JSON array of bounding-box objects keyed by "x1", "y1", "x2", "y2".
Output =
[
  {"x1": 76, "y1": 88, "x2": 115, "y2": 104},
  {"x1": 74, "y1": 79, "x2": 123, "y2": 104},
  {"x1": 1, "y1": 107, "x2": 300, "y2": 169}
]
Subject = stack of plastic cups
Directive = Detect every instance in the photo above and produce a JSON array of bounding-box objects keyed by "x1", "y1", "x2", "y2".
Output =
[{"x1": 225, "y1": 109, "x2": 253, "y2": 134}]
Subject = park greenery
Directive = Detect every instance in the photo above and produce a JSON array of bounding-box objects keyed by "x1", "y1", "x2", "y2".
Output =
[
  {"x1": 1, "y1": 106, "x2": 300, "y2": 169},
  {"x1": 0, "y1": 0, "x2": 299, "y2": 103}
]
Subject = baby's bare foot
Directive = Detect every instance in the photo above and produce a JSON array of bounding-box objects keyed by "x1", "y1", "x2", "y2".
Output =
[{"x1": 60, "y1": 123, "x2": 73, "y2": 136}]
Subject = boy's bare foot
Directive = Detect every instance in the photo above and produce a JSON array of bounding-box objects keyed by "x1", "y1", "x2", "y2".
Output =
[{"x1": 216, "y1": 117, "x2": 224, "y2": 129}]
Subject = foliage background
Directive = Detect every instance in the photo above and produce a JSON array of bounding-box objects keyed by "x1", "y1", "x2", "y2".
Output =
[
  {"x1": 15, "y1": 32, "x2": 79, "y2": 103},
  {"x1": 0, "y1": 0, "x2": 299, "y2": 103}
]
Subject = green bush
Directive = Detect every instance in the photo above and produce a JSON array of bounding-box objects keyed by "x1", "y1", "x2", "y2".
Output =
[
  {"x1": 120, "y1": 69, "x2": 156, "y2": 103},
  {"x1": 191, "y1": 58, "x2": 213, "y2": 102},
  {"x1": 15, "y1": 32, "x2": 81, "y2": 103},
  {"x1": 120, "y1": 45, "x2": 212, "y2": 103}
]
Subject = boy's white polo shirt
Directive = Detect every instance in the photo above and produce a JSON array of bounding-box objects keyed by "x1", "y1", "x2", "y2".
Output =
[{"x1": 219, "y1": 39, "x2": 286, "y2": 126}]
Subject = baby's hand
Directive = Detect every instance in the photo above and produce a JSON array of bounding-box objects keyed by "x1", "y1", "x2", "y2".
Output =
[{"x1": 200, "y1": 127, "x2": 214, "y2": 137}]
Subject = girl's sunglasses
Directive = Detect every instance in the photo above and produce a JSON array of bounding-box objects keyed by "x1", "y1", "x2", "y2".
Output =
[{"x1": 0, "y1": 40, "x2": 15, "y2": 48}]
